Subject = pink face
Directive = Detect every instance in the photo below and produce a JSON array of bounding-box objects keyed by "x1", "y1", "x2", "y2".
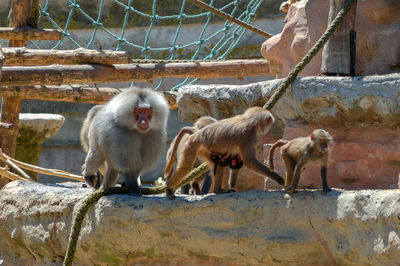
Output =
[{"x1": 134, "y1": 107, "x2": 152, "y2": 133}]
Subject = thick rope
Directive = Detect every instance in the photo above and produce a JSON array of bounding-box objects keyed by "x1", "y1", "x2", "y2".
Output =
[
  {"x1": 63, "y1": 0, "x2": 356, "y2": 264},
  {"x1": 263, "y1": 0, "x2": 356, "y2": 110}
]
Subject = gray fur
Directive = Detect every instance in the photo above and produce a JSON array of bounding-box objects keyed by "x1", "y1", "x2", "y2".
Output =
[{"x1": 81, "y1": 88, "x2": 169, "y2": 195}]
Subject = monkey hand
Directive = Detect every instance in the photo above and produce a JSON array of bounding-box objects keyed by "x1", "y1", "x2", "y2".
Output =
[{"x1": 84, "y1": 172, "x2": 101, "y2": 189}]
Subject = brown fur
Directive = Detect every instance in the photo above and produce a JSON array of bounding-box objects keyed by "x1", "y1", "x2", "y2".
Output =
[
  {"x1": 165, "y1": 106, "x2": 284, "y2": 200},
  {"x1": 268, "y1": 129, "x2": 333, "y2": 194},
  {"x1": 165, "y1": 116, "x2": 217, "y2": 195}
]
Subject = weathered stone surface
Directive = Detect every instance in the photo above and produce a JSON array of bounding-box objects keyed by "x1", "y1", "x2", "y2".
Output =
[
  {"x1": 18, "y1": 113, "x2": 65, "y2": 146},
  {"x1": 260, "y1": 0, "x2": 400, "y2": 77},
  {"x1": 177, "y1": 73, "x2": 400, "y2": 190},
  {"x1": 1, "y1": 181, "x2": 400, "y2": 265},
  {"x1": 177, "y1": 73, "x2": 400, "y2": 127}
]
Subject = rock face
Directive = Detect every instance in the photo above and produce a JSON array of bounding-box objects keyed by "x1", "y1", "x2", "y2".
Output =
[
  {"x1": 177, "y1": 74, "x2": 400, "y2": 190},
  {"x1": 260, "y1": 0, "x2": 400, "y2": 77},
  {"x1": 1, "y1": 181, "x2": 400, "y2": 265}
]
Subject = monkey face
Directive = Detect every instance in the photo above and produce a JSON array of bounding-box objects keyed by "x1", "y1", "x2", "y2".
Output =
[
  {"x1": 319, "y1": 139, "x2": 332, "y2": 153},
  {"x1": 134, "y1": 107, "x2": 153, "y2": 133}
]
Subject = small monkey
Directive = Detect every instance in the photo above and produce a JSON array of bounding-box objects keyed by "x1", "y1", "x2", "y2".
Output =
[
  {"x1": 268, "y1": 129, "x2": 333, "y2": 194},
  {"x1": 80, "y1": 88, "x2": 169, "y2": 196},
  {"x1": 165, "y1": 106, "x2": 284, "y2": 200},
  {"x1": 165, "y1": 116, "x2": 217, "y2": 195}
]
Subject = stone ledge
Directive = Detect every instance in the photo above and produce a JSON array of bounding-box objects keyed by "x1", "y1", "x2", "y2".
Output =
[
  {"x1": 1, "y1": 180, "x2": 400, "y2": 265},
  {"x1": 177, "y1": 73, "x2": 400, "y2": 130},
  {"x1": 18, "y1": 113, "x2": 65, "y2": 145}
]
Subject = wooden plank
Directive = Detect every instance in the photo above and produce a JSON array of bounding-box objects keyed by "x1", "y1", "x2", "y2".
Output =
[
  {"x1": 0, "y1": 85, "x2": 179, "y2": 109},
  {"x1": 321, "y1": 0, "x2": 357, "y2": 75},
  {"x1": 0, "y1": 27, "x2": 62, "y2": 41},
  {"x1": 1, "y1": 59, "x2": 271, "y2": 86},
  {"x1": 3, "y1": 48, "x2": 133, "y2": 66}
]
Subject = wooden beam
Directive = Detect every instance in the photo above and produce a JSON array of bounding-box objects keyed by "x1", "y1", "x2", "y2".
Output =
[
  {"x1": 321, "y1": 0, "x2": 357, "y2": 75},
  {"x1": 1, "y1": 59, "x2": 271, "y2": 86},
  {"x1": 0, "y1": 27, "x2": 62, "y2": 41},
  {"x1": 8, "y1": 0, "x2": 30, "y2": 47},
  {"x1": 3, "y1": 48, "x2": 133, "y2": 66},
  {"x1": 0, "y1": 85, "x2": 179, "y2": 109}
]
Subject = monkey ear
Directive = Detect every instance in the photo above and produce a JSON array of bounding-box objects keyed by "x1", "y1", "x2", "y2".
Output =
[{"x1": 310, "y1": 133, "x2": 314, "y2": 141}]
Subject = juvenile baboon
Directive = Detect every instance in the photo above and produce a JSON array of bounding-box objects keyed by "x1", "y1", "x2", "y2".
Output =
[
  {"x1": 165, "y1": 116, "x2": 217, "y2": 195},
  {"x1": 164, "y1": 106, "x2": 284, "y2": 199},
  {"x1": 268, "y1": 129, "x2": 333, "y2": 194},
  {"x1": 80, "y1": 88, "x2": 169, "y2": 196}
]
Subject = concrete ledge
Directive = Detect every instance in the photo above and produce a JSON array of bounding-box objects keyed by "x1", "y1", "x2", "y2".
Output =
[{"x1": 1, "y1": 181, "x2": 400, "y2": 265}]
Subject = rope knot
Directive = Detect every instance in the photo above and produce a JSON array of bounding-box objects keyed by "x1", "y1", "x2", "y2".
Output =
[
  {"x1": 69, "y1": 3, "x2": 80, "y2": 9},
  {"x1": 92, "y1": 21, "x2": 103, "y2": 27},
  {"x1": 178, "y1": 14, "x2": 187, "y2": 21}
]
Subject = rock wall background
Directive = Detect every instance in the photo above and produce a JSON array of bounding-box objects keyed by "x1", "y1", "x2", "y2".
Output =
[{"x1": 261, "y1": 0, "x2": 400, "y2": 77}]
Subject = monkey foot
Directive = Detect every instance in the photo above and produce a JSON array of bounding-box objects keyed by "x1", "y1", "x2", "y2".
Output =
[
  {"x1": 322, "y1": 187, "x2": 332, "y2": 194},
  {"x1": 84, "y1": 174, "x2": 101, "y2": 189},
  {"x1": 167, "y1": 194, "x2": 176, "y2": 200},
  {"x1": 166, "y1": 188, "x2": 176, "y2": 200}
]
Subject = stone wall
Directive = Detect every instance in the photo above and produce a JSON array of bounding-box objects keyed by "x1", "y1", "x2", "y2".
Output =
[
  {"x1": 1, "y1": 180, "x2": 400, "y2": 265},
  {"x1": 261, "y1": 0, "x2": 400, "y2": 77}
]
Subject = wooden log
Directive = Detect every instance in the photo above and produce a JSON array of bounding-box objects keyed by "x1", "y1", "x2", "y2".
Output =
[
  {"x1": 0, "y1": 45, "x2": 3, "y2": 85},
  {"x1": 0, "y1": 85, "x2": 179, "y2": 109},
  {"x1": 321, "y1": 0, "x2": 357, "y2": 75},
  {"x1": 1, "y1": 59, "x2": 271, "y2": 86},
  {"x1": 0, "y1": 27, "x2": 62, "y2": 41},
  {"x1": 2, "y1": 47, "x2": 133, "y2": 66},
  {"x1": 8, "y1": 0, "x2": 30, "y2": 47},
  {"x1": 0, "y1": 0, "x2": 29, "y2": 187}
]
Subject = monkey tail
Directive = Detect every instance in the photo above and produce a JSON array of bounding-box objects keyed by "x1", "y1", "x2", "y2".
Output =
[
  {"x1": 268, "y1": 139, "x2": 289, "y2": 170},
  {"x1": 164, "y1": 126, "x2": 196, "y2": 178}
]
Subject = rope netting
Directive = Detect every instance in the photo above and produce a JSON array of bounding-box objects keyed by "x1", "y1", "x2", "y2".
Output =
[{"x1": 4, "y1": 0, "x2": 272, "y2": 91}]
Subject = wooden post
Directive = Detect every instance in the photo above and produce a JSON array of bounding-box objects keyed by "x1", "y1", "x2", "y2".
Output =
[
  {"x1": 0, "y1": 0, "x2": 30, "y2": 188},
  {"x1": 321, "y1": 0, "x2": 357, "y2": 75}
]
